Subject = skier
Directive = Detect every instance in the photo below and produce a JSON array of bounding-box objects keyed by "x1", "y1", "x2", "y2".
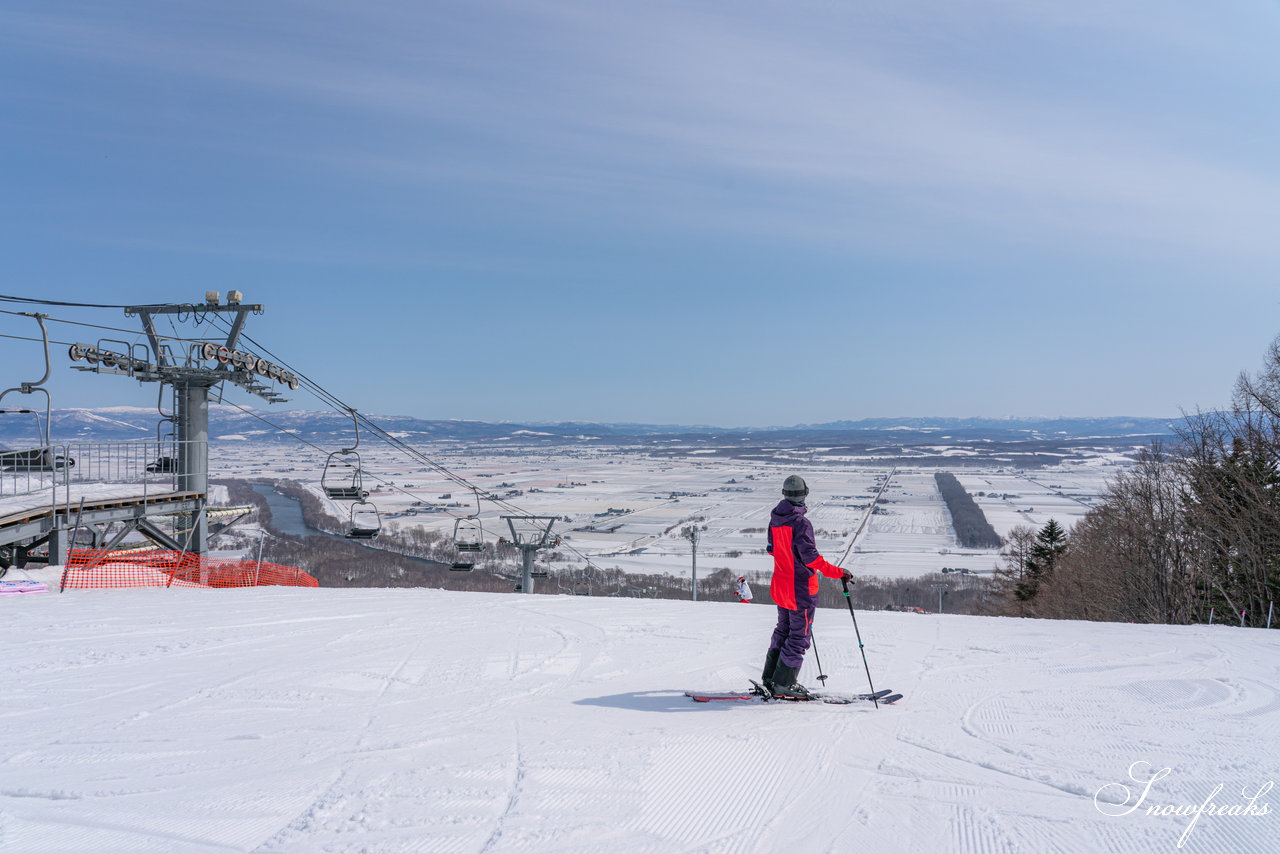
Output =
[
  {"x1": 762, "y1": 475, "x2": 852, "y2": 699},
  {"x1": 735, "y1": 576, "x2": 753, "y2": 603}
]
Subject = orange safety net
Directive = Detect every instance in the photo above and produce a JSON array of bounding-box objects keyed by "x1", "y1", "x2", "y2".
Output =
[{"x1": 62, "y1": 549, "x2": 318, "y2": 590}]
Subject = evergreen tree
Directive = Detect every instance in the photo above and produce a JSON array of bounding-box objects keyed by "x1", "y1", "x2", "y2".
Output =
[{"x1": 1017, "y1": 519, "x2": 1067, "y2": 602}]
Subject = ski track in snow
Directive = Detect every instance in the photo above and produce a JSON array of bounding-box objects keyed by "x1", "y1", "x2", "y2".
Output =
[{"x1": 1, "y1": 587, "x2": 1277, "y2": 852}]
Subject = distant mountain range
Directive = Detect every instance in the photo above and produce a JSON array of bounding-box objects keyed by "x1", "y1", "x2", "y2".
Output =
[{"x1": 0, "y1": 406, "x2": 1181, "y2": 447}]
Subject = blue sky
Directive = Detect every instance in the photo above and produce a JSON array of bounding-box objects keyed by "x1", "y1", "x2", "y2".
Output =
[{"x1": 3, "y1": 1, "x2": 1279, "y2": 426}]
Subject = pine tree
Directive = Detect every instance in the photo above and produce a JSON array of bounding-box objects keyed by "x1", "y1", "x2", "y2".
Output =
[{"x1": 1016, "y1": 519, "x2": 1067, "y2": 602}]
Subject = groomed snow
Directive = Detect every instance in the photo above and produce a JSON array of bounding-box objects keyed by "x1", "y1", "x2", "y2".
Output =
[{"x1": 1, "y1": 584, "x2": 1276, "y2": 852}]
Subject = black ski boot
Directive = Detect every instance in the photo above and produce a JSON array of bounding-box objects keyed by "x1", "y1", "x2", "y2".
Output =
[
  {"x1": 761, "y1": 648, "x2": 781, "y2": 691},
  {"x1": 768, "y1": 664, "x2": 812, "y2": 700}
]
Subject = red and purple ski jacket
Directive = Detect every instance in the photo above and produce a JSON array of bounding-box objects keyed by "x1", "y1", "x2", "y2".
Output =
[{"x1": 767, "y1": 499, "x2": 845, "y2": 610}]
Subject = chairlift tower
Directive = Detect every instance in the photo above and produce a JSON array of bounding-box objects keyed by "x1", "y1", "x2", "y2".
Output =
[
  {"x1": 502, "y1": 515, "x2": 558, "y2": 594},
  {"x1": 931, "y1": 582, "x2": 949, "y2": 614},
  {"x1": 681, "y1": 524, "x2": 701, "y2": 601},
  {"x1": 69, "y1": 291, "x2": 296, "y2": 554}
]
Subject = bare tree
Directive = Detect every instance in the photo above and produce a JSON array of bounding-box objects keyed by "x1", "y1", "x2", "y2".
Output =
[{"x1": 991, "y1": 524, "x2": 1036, "y2": 616}]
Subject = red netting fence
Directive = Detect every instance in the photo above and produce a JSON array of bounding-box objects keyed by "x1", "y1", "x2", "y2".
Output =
[{"x1": 61, "y1": 549, "x2": 318, "y2": 590}]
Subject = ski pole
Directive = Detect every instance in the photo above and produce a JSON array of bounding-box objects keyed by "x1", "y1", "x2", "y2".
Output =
[
  {"x1": 810, "y1": 626, "x2": 829, "y2": 686},
  {"x1": 841, "y1": 576, "x2": 879, "y2": 708}
]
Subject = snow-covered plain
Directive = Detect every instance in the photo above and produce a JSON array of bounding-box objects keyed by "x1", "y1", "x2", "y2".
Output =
[
  {"x1": 2, "y1": 583, "x2": 1276, "y2": 853},
  {"x1": 211, "y1": 442, "x2": 1121, "y2": 581}
]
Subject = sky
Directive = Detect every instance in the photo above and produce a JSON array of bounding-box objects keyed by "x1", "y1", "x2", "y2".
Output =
[{"x1": 3, "y1": 1, "x2": 1280, "y2": 426}]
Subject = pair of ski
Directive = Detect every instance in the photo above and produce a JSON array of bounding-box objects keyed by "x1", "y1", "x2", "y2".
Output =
[{"x1": 686, "y1": 679, "x2": 902, "y2": 706}]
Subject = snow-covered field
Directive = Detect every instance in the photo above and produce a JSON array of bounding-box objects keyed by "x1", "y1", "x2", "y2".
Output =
[
  {"x1": 2, "y1": 582, "x2": 1276, "y2": 853},
  {"x1": 212, "y1": 443, "x2": 1121, "y2": 580}
]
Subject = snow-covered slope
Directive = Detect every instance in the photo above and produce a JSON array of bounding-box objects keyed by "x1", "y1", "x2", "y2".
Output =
[{"x1": 1, "y1": 585, "x2": 1275, "y2": 853}]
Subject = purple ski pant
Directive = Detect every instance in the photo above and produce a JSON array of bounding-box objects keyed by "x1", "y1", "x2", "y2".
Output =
[{"x1": 769, "y1": 605, "x2": 815, "y2": 668}]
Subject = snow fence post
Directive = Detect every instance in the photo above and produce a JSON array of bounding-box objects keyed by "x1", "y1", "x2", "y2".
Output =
[{"x1": 255, "y1": 530, "x2": 265, "y2": 586}]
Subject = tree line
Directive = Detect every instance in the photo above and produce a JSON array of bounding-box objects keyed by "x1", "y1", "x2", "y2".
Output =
[
  {"x1": 935, "y1": 472, "x2": 1002, "y2": 548},
  {"x1": 989, "y1": 338, "x2": 1280, "y2": 628}
]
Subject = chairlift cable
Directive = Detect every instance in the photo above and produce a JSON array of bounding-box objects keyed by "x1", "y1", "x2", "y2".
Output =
[
  {"x1": 4, "y1": 302, "x2": 582, "y2": 559},
  {"x1": 1, "y1": 306, "x2": 220, "y2": 344},
  {"x1": 215, "y1": 398, "x2": 496, "y2": 526},
  {"x1": 207, "y1": 319, "x2": 485, "y2": 492},
  {"x1": 222, "y1": 322, "x2": 595, "y2": 556},
  {"x1": 0, "y1": 294, "x2": 148, "y2": 309},
  {"x1": 48, "y1": 316, "x2": 211, "y2": 343},
  {"x1": 0, "y1": 294, "x2": 210, "y2": 315},
  {"x1": 0, "y1": 332, "x2": 79, "y2": 348},
  {"x1": 224, "y1": 367, "x2": 595, "y2": 562},
  {"x1": 204, "y1": 319, "x2": 602, "y2": 566}
]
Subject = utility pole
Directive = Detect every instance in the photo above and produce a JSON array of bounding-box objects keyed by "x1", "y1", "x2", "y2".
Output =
[{"x1": 681, "y1": 524, "x2": 701, "y2": 601}]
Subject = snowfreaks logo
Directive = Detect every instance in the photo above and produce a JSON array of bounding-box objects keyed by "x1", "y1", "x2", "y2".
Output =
[{"x1": 1094, "y1": 761, "x2": 1273, "y2": 849}]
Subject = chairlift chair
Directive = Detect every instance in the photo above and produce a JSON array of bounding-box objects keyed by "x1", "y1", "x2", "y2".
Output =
[
  {"x1": 0, "y1": 446, "x2": 73, "y2": 472},
  {"x1": 0, "y1": 406, "x2": 72, "y2": 472},
  {"x1": 448, "y1": 487, "x2": 486, "y2": 570},
  {"x1": 151, "y1": 391, "x2": 178, "y2": 475},
  {"x1": 345, "y1": 500, "x2": 381, "y2": 540},
  {"x1": 322, "y1": 452, "x2": 368, "y2": 500},
  {"x1": 0, "y1": 315, "x2": 57, "y2": 461},
  {"x1": 146, "y1": 456, "x2": 178, "y2": 473},
  {"x1": 323, "y1": 407, "x2": 368, "y2": 500},
  {"x1": 453, "y1": 517, "x2": 483, "y2": 552}
]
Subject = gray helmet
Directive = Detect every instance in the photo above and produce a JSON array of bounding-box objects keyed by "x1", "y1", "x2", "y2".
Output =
[{"x1": 782, "y1": 475, "x2": 809, "y2": 504}]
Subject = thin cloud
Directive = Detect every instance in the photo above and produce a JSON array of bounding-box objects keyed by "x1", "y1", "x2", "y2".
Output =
[{"x1": 4, "y1": 2, "x2": 1277, "y2": 263}]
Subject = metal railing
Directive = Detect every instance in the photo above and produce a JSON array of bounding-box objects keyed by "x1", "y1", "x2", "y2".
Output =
[
  {"x1": 1, "y1": 440, "x2": 205, "y2": 519},
  {"x1": 0, "y1": 447, "x2": 68, "y2": 523}
]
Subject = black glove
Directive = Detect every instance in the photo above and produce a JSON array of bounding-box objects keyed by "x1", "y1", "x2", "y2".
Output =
[{"x1": 841, "y1": 570, "x2": 854, "y2": 583}]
